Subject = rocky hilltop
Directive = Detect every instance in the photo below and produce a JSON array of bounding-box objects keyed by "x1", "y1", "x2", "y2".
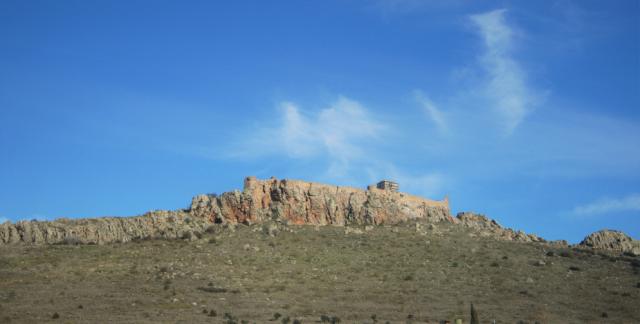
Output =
[
  {"x1": 191, "y1": 176, "x2": 451, "y2": 226},
  {"x1": 0, "y1": 177, "x2": 448, "y2": 245},
  {"x1": 580, "y1": 229, "x2": 640, "y2": 256},
  {"x1": 0, "y1": 176, "x2": 637, "y2": 255}
]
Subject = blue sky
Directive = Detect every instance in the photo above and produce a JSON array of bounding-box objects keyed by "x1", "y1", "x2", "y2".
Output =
[{"x1": 1, "y1": 0, "x2": 638, "y2": 242}]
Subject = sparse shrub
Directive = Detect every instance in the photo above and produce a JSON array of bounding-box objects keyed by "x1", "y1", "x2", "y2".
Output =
[
  {"x1": 559, "y1": 251, "x2": 572, "y2": 258},
  {"x1": 490, "y1": 261, "x2": 499, "y2": 267},
  {"x1": 60, "y1": 237, "x2": 82, "y2": 245},
  {"x1": 209, "y1": 237, "x2": 218, "y2": 244},
  {"x1": 320, "y1": 315, "x2": 340, "y2": 323},
  {"x1": 181, "y1": 231, "x2": 193, "y2": 240},
  {"x1": 197, "y1": 286, "x2": 227, "y2": 293},
  {"x1": 451, "y1": 262, "x2": 459, "y2": 267},
  {"x1": 569, "y1": 266, "x2": 581, "y2": 271},
  {"x1": 202, "y1": 309, "x2": 208, "y2": 314},
  {"x1": 271, "y1": 313, "x2": 282, "y2": 321},
  {"x1": 293, "y1": 320, "x2": 301, "y2": 324},
  {"x1": 371, "y1": 314, "x2": 377, "y2": 322},
  {"x1": 163, "y1": 279, "x2": 171, "y2": 290},
  {"x1": 403, "y1": 274, "x2": 414, "y2": 281},
  {"x1": 184, "y1": 216, "x2": 192, "y2": 224},
  {"x1": 223, "y1": 312, "x2": 237, "y2": 324},
  {"x1": 78, "y1": 305, "x2": 83, "y2": 309},
  {"x1": 502, "y1": 255, "x2": 508, "y2": 260},
  {"x1": 159, "y1": 266, "x2": 169, "y2": 273},
  {"x1": 209, "y1": 310, "x2": 217, "y2": 317},
  {"x1": 52, "y1": 312, "x2": 60, "y2": 319},
  {"x1": 205, "y1": 225, "x2": 217, "y2": 234},
  {"x1": 636, "y1": 282, "x2": 640, "y2": 288},
  {"x1": 281, "y1": 316, "x2": 290, "y2": 324},
  {"x1": 601, "y1": 312, "x2": 608, "y2": 318},
  {"x1": 546, "y1": 251, "x2": 555, "y2": 257}
]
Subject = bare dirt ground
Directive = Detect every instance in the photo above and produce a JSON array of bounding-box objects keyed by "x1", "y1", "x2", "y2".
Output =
[{"x1": 0, "y1": 222, "x2": 638, "y2": 323}]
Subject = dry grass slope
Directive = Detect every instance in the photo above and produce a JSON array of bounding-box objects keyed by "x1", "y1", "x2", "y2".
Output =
[{"x1": 0, "y1": 221, "x2": 638, "y2": 323}]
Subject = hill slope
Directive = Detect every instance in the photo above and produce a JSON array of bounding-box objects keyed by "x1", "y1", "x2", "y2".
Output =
[{"x1": 0, "y1": 221, "x2": 639, "y2": 323}]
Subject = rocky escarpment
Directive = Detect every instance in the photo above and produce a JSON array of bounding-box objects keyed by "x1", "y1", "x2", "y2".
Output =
[
  {"x1": 190, "y1": 176, "x2": 451, "y2": 226},
  {"x1": 0, "y1": 210, "x2": 210, "y2": 245},
  {"x1": 2, "y1": 176, "x2": 636, "y2": 254},
  {"x1": 454, "y1": 212, "x2": 546, "y2": 243},
  {"x1": 0, "y1": 176, "x2": 451, "y2": 245},
  {"x1": 578, "y1": 229, "x2": 640, "y2": 256}
]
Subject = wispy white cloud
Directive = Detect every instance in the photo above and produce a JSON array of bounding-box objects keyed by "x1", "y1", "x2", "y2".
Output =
[
  {"x1": 232, "y1": 96, "x2": 385, "y2": 178},
  {"x1": 227, "y1": 96, "x2": 451, "y2": 196},
  {"x1": 414, "y1": 90, "x2": 448, "y2": 134},
  {"x1": 469, "y1": 9, "x2": 543, "y2": 134},
  {"x1": 572, "y1": 194, "x2": 640, "y2": 216}
]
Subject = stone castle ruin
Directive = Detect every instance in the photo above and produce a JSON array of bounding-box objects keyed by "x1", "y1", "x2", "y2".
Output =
[{"x1": 375, "y1": 180, "x2": 399, "y2": 192}]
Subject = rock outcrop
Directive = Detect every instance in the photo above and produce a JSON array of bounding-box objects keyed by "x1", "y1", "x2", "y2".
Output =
[
  {"x1": 191, "y1": 176, "x2": 451, "y2": 226},
  {"x1": 0, "y1": 210, "x2": 210, "y2": 245},
  {"x1": 0, "y1": 176, "x2": 451, "y2": 245},
  {"x1": 578, "y1": 230, "x2": 640, "y2": 256},
  {"x1": 4, "y1": 176, "x2": 635, "y2": 252},
  {"x1": 455, "y1": 212, "x2": 545, "y2": 243}
]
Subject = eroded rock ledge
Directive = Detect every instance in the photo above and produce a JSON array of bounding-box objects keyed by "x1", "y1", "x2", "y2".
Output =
[
  {"x1": 1, "y1": 176, "x2": 451, "y2": 245},
  {"x1": 1, "y1": 177, "x2": 637, "y2": 255},
  {"x1": 191, "y1": 177, "x2": 451, "y2": 226}
]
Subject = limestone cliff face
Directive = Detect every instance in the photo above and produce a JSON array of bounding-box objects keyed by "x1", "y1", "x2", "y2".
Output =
[
  {"x1": 190, "y1": 177, "x2": 451, "y2": 226},
  {"x1": 0, "y1": 176, "x2": 451, "y2": 245}
]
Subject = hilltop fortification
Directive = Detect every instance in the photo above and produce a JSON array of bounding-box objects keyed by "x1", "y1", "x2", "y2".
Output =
[
  {"x1": 2, "y1": 176, "x2": 636, "y2": 255},
  {"x1": 190, "y1": 176, "x2": 451, "y2": 226},
  {"x1": 0, "y1": 176, "x2": 450, "y2": 245}
]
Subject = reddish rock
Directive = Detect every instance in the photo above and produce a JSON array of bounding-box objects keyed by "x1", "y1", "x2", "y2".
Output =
[
  {"x1": 191, "y1": 176, "x2": 451, "y2": 226},
  {"x1": 1, "y1": 176, "x2": 450, "y2": 245}
]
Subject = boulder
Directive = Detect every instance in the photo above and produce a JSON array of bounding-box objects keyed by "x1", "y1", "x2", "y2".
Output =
[{"x1": 579, "y1": 230, "x2": 640, "y2": 256}]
